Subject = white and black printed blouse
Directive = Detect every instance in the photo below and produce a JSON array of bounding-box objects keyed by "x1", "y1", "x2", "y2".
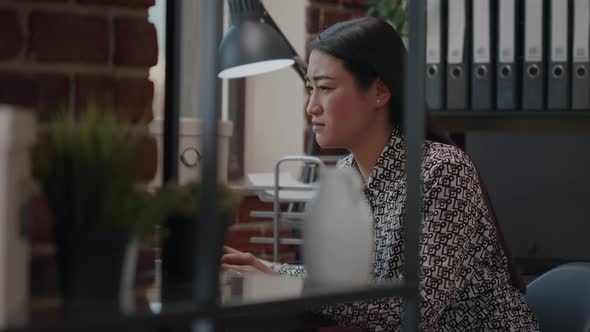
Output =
[{"x1": 278, "y1": 127, "x2": 540, "y2": 332}]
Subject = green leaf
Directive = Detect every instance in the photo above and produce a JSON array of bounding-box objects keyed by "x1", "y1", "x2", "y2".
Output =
[{"x1": 365, "y1": 0, "x2": 408, "y2": 37}]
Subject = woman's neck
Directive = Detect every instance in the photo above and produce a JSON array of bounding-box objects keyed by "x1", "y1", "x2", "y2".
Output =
[{"x1": 349, "y1": 123, "x2": 393, "y2": 182}]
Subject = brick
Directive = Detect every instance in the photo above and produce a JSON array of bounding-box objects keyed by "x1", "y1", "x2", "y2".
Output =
[
  {"x1": 134, "y1": 135, "x2": 158, "y2": 181},
  {"x1": 75, "y1": 75, "x2": 157, "y2": 180},
  {"x1": 136, "y1": 247, "x2": 155, "y2": 273},
  {"x1": 77, "y1": 0, "x2": 155, "y2": 8},
  {"x1": 75, "y1": 75, "x2": 114, "y2": 114},
  {"x1": 114, "y1": 17, "x2": 158, "y2": 67},
  {"x1": 0, "y1": 10, "x2": 23, "y2": 60},
  {"x1": 115, "y1": 77, "x2": 154, "y2": 123},
  {"x1": 306, "y1": 7, "x2": 321, "y2": 34},
  {"x1": 0, "y1": 72, "x2": 38, "y2": 108},
  {"x1": 31, "y1": 193, "x2": 54, "y2": 244},
  {"x1": 350, "y1": 10, "x2": 367, "y2": 19},
  {"x1": 0, "y1": 72, "x2": 70, "y2": 115},
  {"x1": 322, "y1": 8, "x2": 354, "y2": 29},
  {"x1": 30, "y1": 305, "x2": 60, "y2": 324},
  {"x1": 37, "y1": 74, "x2": 70, "y2": 118},
  {"x1": 30, "y1": 12, "x2": 108, "y2": 64},
  {"x1": 342, "y1": 0, "x2": 367, "y2": 9},
  {"x1": 30, "y1": 250, "x2": 58, "y2": 297}
]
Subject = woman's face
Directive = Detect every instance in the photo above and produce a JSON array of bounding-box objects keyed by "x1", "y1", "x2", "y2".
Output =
[{"x1": 305, "y1": 50, "x2": 384, "y2": 150}]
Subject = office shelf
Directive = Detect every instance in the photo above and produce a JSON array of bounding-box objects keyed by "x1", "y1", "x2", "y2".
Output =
[{"x1": 432, "y1": 111, "x2": 590, "y2": 132}]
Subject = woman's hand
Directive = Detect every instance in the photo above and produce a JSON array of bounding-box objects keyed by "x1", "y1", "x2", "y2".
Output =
[{"x1": 222, "y1": 246, "x2": 278, "y2": 275}]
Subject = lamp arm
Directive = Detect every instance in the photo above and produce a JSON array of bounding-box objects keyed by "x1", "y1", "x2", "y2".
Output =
[{"x1": 260, "y1": 4, "x2": 308, "y2": 82}]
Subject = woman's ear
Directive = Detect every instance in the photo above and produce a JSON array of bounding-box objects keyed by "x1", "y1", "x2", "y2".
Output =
[{"x1": 373, "y1": 78, "x2": 391, "y2": 108}]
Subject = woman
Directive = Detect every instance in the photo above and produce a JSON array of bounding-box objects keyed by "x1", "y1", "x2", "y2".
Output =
[{"x1": 223, "y1": 17, "x2": 540, "y2": 331}]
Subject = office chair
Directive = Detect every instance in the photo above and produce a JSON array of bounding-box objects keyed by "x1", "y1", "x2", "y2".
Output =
[{"x1": 525, "y1": 263, "x2": 590, "y2": 332}]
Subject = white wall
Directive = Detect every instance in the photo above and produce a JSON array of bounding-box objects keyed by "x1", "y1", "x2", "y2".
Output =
[{"x1": 243, "y1": 0, "x2": 307, "y2": 175}]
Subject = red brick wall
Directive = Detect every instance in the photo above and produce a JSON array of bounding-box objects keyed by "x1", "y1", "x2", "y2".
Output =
[
  {"x1": 0, "y1": 0, "x2": 157, "y2": 121},
  {"x1": 0, "y1": 0, "x2": 158, "y2": 321}
]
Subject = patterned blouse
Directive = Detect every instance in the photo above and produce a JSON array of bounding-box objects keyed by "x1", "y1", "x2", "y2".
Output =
[{"x1": 278, "y1": 127, "x2": 540, "y2": 331}]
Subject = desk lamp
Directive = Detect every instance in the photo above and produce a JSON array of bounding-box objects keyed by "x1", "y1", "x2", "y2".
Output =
[{"x1": 218, "y1": 0, "x2": 316, "y2": 157}]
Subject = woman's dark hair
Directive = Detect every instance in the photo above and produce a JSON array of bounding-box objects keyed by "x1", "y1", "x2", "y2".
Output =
[
  {"x1": 309, "y1": 17, "x2": 452, "y2": 144},
  {"x1": 309, "y1": 17, "x2": 526, "y2": 293}
]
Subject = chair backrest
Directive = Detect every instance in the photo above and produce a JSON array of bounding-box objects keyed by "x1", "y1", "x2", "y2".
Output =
[{"x1": 525, "y1": 263, "x2": 590, "y2": 332}]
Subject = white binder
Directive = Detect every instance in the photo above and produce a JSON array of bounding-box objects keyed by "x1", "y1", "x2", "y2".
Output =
[
  {"x1": 547, "y1": 0, "x2": 570, "y2": 109},
  {"x1": 496, "y1": 0, "x2": 518, "y2": 110},
  {"x1": 522, "y1": 0, "x2": 545, "y2": 110},
  {"x1": 471, "y1": 0, "x2": 493, "y2": 110},
  {"x1": 426, "y1": 0, "x2": 444, "y2": 110},
  {"x1": 446, "y1": 0, "x2": 469, "y2": 109},
  {"x1": 572, "y1": 0, "x2": 590, "y2": 109}
]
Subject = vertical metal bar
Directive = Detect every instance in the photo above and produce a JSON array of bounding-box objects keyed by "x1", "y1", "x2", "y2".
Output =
[
  {"x1": 402, "y1": 0, "x2": 426, "y2": 331},
  {"x1": 193, "y1": 0, "x2": 224, "y2": 330},
  {"x1": 163, "y1": 0, "x2": 181, "y2": 182},
  {"x1": 272, "y1": 156, "x2": 323, "y2": 262},
  {"x1": 273, "y1": 160, "x2": 281, "y2": 262}
]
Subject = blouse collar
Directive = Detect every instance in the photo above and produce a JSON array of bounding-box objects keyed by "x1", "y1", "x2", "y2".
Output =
[{"x1": 338, "y1": 126, "x2": 406, "y2": 195}]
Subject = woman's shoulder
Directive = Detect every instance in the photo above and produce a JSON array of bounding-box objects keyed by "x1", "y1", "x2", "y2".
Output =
[
  {"x1": 423, "y1": 141, "x2": 478, "y2": 176},
  {"x1": 422, "y1": 141, "x2": 488, "y2": 215}
]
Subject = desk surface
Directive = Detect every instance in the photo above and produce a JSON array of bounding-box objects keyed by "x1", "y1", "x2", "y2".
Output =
[
  {"x1": 150, "y1": 272, "x2": 407, "y2": 311},
  {"x1": 7, "y1": 274, "x2": 411, "y2": 332},
  {"x1": 148, "y1": 272, "x2": 305, "y2": 314}
]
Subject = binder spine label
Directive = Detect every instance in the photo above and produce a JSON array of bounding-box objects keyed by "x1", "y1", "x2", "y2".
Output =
[
  {"x1": 448, "y1": 0, "x2": 466, "y2": 64},
  {"x1": 427, "y1": 0, "x2": 441, "y2": 64},
  {"x1": 499, "y1": 0, "x2": 516, "y2": 63},
  {"x1": 573, "y1": 0, "x2": 590, "y2": 63},
  {"x1": 551, "y1": 0, "x2": 568, "y2": 62},
  {"x1": 473, "y1": 0, "x2": 491, "y2": 63},
  {"x1": 525, "y1": 0, "x2": 544, "y2": 62}
]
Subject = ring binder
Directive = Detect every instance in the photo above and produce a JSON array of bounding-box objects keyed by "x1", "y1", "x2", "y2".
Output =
[
  {"x1": 446, "y1": 0, "x2": 469, "y2": 110},
  {"x1": 522, "y1": 0, "x2": 545, "y2": 110},
  {"x1": 547, "y1": 0, "x2": 570, "y2": 110},
  {"x1": 426, "y1": 0, "x2": 445, "y2": 110},
  {"x1": 472, "y1": 0, "x2": 494, "y2": 110},
  {"x1": 572, "y1": 0, "x2": 590, "y2": 109},
  {"x1": 496, "y1": 0, "x2": 519, "y2": 109}
]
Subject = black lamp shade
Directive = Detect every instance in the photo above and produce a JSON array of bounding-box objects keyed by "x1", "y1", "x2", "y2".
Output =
[{"x1": 218, "y1": 20, "x2": 295, "y2": 79}]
